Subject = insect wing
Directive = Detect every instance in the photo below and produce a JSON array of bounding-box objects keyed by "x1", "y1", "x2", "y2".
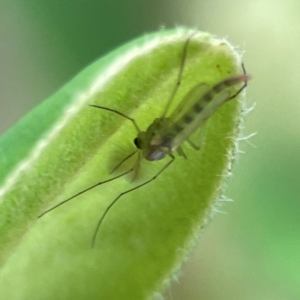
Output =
[
  {"x1": 164, "y1": 83, "x2": 234, "y2": 150},
  {"x1": 168, "y1": 83, "x2": 210, "y2": 125},
  {"x1": 156, "y1": 83, "x2": 210, "y2": 140},
  {"x1": 172, "y1": 90, "x2": 231, "y2": 149}
]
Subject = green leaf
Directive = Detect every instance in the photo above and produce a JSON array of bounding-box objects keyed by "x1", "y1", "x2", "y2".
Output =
[{"x1": 0, "y1": 28, "x2": 246, "y2": 299}]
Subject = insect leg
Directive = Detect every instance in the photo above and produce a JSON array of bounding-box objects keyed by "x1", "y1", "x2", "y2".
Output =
[
  {"x1": 225, "y1": 63, "x2": 249, "y2": 102},
  {"x1": 176, "y1": 146, "x2": 187, "y2": 159},
  {"x1": 90, "y1": 105, "x2": 141, "y2": 132},
  {"x1": 38, "y1": 169, "x2": 134, "y2": 218},
  {"x1": 187, "y1": 138, "x2": 201, "y2": 150},
  {"x1": 92, "y1": 154, "x2": 175, "y2": 247},
  {"x1": 110, "y1": 150, "x2": 137, "y2": 174},
  {"x1": 187, "y1": 124, "x2": 207, "y2": 150},
  {"x1": 161, "y1": 32, "x2": 197, "y2": 118}
]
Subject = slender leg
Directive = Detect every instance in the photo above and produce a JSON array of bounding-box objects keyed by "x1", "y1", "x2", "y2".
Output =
[
  {"x1": 226, "y1": 63, "x2": 248, "y2": 102},
  {"x1": 38, "y1": 169, "x2": 133, "y2": 218},
  {"x1": 176, "y1": 146, "x2": 187, "y2": 159},
  {"x1": 161, "y1": 32, "x2": 197, "y2": 118},
  {"x1": 186, "y1": 123, "x2": 206, "y2": 150},
  {"x1": 187, "y1": 138, "x2": 201, "y2": 150},
  {"x1": 92, "y1": 154, "x2": 175, "y2": 247},
  {"x1": 110, "y1": 150, "x2": 137, "y2": 174}
]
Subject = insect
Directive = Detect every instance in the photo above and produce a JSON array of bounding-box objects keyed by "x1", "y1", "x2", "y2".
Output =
[{"x1": 39, "y1": 34, "x2": 250, "y2": 247}]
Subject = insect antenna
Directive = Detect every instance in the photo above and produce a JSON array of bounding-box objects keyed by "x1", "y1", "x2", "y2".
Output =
[
  {"x1": 90, "y1": 105, "x2": 143, "y2": 178},
  {"x1": 89, "y1": 105, "x2": 141, "y2": 132}
]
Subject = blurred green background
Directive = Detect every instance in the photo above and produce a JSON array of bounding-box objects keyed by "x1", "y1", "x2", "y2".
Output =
[{"x1": 1, "y1": 1, "x2": 299, "y2": 299}]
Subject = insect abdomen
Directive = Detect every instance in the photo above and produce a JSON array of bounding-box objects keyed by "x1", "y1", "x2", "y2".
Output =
[
  {"x1": 169, "y1": 74, "x2": 249, "y2": 148},
  {"x1": 185, "y1": 74, "x2": 248, "y2": 126}
]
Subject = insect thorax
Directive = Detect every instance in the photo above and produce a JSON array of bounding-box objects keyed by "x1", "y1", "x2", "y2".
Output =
[{"x1": 134, "y1": 118, "x2": 171, "y2": 161}]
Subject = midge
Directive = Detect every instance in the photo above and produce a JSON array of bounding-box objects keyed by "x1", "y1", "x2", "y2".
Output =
[{"x1": 39, "y1": 35, "x2": 250, "y2": 247}]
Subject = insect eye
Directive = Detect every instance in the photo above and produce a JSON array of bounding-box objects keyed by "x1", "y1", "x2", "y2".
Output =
[{"x1": 134, "y1": 137, "x2": 141, "y2": 149}]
